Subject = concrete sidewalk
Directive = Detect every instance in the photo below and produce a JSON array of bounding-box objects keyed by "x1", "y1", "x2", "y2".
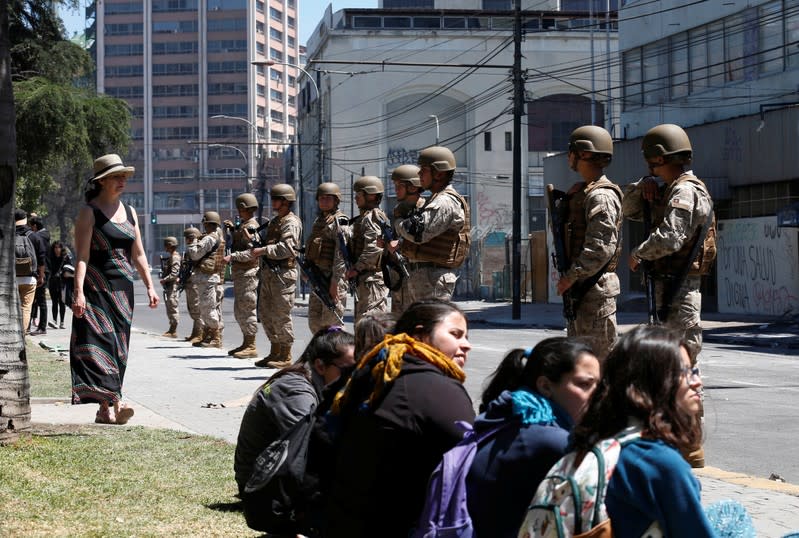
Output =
[{"x1": 27, "y1": 298, "x2": 799, "y2": 537}]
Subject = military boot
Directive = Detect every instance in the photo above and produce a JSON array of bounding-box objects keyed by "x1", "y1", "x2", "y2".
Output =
[
  {"x1": 201, "y1": 328, "x2": 222, "y2": 348},
  {"x1": 254, "y1": 342, "x2": 280, "y2": 368},
  {"x1": 227, "y1": 339, "x2": 246, "y2": 356},
  {"x1": 185, "y1": 320, "x2": 202, "y2": 342},
  {"x1": 192, "y1": 326, "x2": 211, "y2": 347},
  {"x1": 266, "y1": 343, "x2": 293, "y2": 369},
  {"x1": 162, "y1": 322, "x2": 178, "y2": 338},
  {"x1": 232, "y1": 334, "x2": 259, "y2": 359}
]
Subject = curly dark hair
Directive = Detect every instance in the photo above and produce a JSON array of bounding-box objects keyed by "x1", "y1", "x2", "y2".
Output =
[
  {"x1": 479, "y1": 337, "x2": 594, "y2": 412},
  {"x1": 571, "y1": 325, "x2": 701, "y2": 453}
]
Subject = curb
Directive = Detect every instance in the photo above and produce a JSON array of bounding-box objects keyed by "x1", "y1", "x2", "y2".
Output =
[{"x1": 696, "y1": 466, "x2": 799, "y2": 497}]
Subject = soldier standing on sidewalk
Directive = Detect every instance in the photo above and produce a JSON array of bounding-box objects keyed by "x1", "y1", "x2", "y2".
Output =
[
  {"x1": 555, "y1": 126, "x2": 623, "y2": 360},
  {"x1": 223, "y1": 193, "x2": 261, "y2": 359},
  {"x1": 305, "y1": 182, "x2": 349, "y2": 333},
  {"x1": 395, "y1": 146, "x2": 470, "y2": 302},
  {"x1": 387, "y1": 164, "x2": 425, "y2": 314},
  {"x1": 624, "y1": 124, "x2": 715, "y2": 469},
  {"x1": 187, "y1": 211, "x2": 226, "y2": 349},
  {"x1": 250, "y1": 184, "x2": 302, "y2": 368},
  {"x1": 182, "y1": 227, "x2": 203, "y2": 343},
  {"x1": 345, "y1": 176, "x2": 389, "y2": 323},
  {"x1": 159, "y1": 236, "x2": 181, "y2": 337}
]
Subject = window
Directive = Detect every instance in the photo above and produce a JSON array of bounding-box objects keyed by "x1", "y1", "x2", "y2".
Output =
[
  {"x1": 689, "y1": 26, "x2": 708, "y2": 93},
  {"x1": 788, "y1": 0, "x2": 799, "y2": 68},
  {"x1": 288, "y1": 75, "x2": 296, "y2": 87},
  {"x1": 384, "y1": 17, "x2": 411, "y2": 28},
  {"x1": 270, "y1": 129, "x2": 283, "y2": 142},
  {"x1": 504, "y1": 131, "x2": 512, "y2": 151},
  {"x1": 483, "y1": 0, "x2": 511, "y2": 8},
  {"x1": 287, "y1": 55, "x2": 296, "y2": 65},
  {"x1": 207, "y1": 18, "x2": 246, "y2": 31},
  {"x1": 270, "y1": 69, "x2": 282, "y2": 81},
  {"x1": 270, "y1": 27, "x2": 283, "y2": 40},
  {"x1": 256, "y1": 42, "x2": 264, "y2": 54},
  {"x1": 642, "y1": 39, "x2": 667, "y2": 105},
  {"x1": 707, "y1": 21, "x2": 725, "y2": 87},
  {"x1": 383, "y1": 0, "x2": 433, "y2": 6},
  {"x1": 270, "y1": 48, "x2": 283, "y2": 61},
  {"x1": 670, "y1": 33, "x2": 688, "y2": 99},
  {"x1": 484, "y1": 132, "x2": 492, "y2": 151},
  {"x1": 287, "y1": 36, "x2": 295, "y2": 48},
  {"x1": 256, "y1": 0, "x2": 264, "y2": 13},
  {"x1": 622, "y1": 48, "x2": 642, "y2": 109},
  {"x1": 287, "y1": 16, "x2": 295, "y2": 28},
  {"x1": 270, "y1": 7, "x2": 282, "y2": 20},
  {"x1": 725, "y1": 13, "x2": 745, "y2": 82},
  {"x1": 257, "y1": 84, "x2": 265, "y2": 96},
  {"x1": 271, "y1": 110, "x2": 284, "y2": 123},
  {"x1": 414, "y1": 17, "x2": 440, "y2": 29},
  {"x1": 256, "y1": 21, "x2": 264, "y2": 34},
  {"x1": 271, "y1": 89, "x2": 284, "y2": 102},
  {"x1": 759, "y1": 1, "x2": 783, "y2": 74}
]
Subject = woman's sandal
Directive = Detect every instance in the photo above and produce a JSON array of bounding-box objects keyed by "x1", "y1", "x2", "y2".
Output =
[
  {"x1": 115, "y1": 405, "x2": 135, "y2": 425},
  {"x1": 95, "y1": 407, "x2": 114, "y2": 424}
]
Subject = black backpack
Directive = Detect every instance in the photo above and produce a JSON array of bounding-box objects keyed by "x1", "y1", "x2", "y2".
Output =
[
  {"x1": 15, "y1": 231, "x2": 37, "y2": 277},
  {"x1": 242, "y1": 409, "x2": 319, "y2": 535}
]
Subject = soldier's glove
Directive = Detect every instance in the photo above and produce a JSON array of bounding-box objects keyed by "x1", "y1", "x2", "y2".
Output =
[{"x1": 401, "y1": 213, "x2": 425, "y2": 243}]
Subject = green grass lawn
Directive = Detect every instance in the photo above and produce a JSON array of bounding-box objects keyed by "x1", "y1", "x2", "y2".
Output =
[{"x1": 25, "y1": 337, "x2": 71, "y2": 398}]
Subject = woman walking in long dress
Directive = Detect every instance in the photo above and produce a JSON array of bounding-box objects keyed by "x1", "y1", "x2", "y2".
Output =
[{"x1": 70, "y1": 154, "x2": 159, "y2": 424}]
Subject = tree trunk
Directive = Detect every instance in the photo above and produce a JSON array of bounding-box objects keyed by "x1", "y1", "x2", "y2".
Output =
[{"x1": 0, "y1": 0, "x2": 30, "y2": 445}]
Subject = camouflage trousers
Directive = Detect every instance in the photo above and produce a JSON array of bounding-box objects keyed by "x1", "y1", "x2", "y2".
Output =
[
  {"x1": 402, "y1": 266, "x2": 458, "y2": 307},
  {"x1": 354, "y1": 272, "x2": 388, "y2": 325},
  {"x1": 231, "y1": 264, "x2": 259, "y2": 337},
  {"x1": 258, "y1": 268, "x2": 297, "y2": 345},
  {"x1": 164, "y1": 282, "x2": 179, "y2": 325},
  {"x1": 308, "y1": 270, "x2": 346, "y2": 333},
  {"x1": 184, "y1": 279, "x2": 201, "y2": 327},
  {"x1": 567, "y1": 286, "x2": 618, "y2": 360},
  {"x1": 655, "y1": 275, "x2": 703, "y2": 363},
  {"x1": 194, "y1": 272, "x2": 223, "y2": 330}
]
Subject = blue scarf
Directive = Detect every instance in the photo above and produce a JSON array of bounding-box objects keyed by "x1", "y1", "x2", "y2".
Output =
[{"x1": 509, "y1": 388, "x2": 555, "y2": 426}]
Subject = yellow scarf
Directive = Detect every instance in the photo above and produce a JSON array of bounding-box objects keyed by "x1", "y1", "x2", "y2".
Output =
[{"x1": 331, "y1": 333, "x2": 465, "y2": 415}]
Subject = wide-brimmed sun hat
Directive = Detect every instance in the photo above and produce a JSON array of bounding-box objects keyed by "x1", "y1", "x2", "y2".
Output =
[{"x1": 92, "y1": 154, "x2": 135, "y2": 182}]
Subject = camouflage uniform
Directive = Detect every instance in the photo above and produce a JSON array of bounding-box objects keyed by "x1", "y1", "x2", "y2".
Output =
[
  {"x1": 162, "y1": 249, "x2": 181, "y2": 331},
  {"x1": 306, "y1": 210, "x2": 348, "y2": 332},
  {"x1": 391, "y1": 197, "x2": 425, "y2": 314},
  {"x1": 623, "y1": 171, "x2": 713, "y2": 361},
  {"x1": 396, "y1": 184, "x2": 469, "y2": 303},
  {"x1": 228, "y1": 217, "x2": 260, "y2": 344},
  {"x1": 563, "y1": 177, "x2": 623, "y2": 359},
  {"x1": 187, "y1": 227, "x2": 225, "y2": 345},
  {"x1": 351, "y1": 207, "x2": 389, "y2": 323},
  {"x1": 258, "y1": 212, "x2": 302, "y2": 352}
]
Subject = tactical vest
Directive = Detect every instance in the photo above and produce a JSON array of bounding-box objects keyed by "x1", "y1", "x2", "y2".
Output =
[
  {"x1": 652, "y1": 174, "x2": 717, "y2": 277},
  {"x1": 566, "y1": 177, "x2": 623, "y2": 274},
  {"x1": 401, "y1": 189, "x2": 471, "y2": 268},
  {"x1": 306, "y1": 211, "x2": 346, "y2": 270},
  {"x1": 352, "y1": 208, "x2": 386, "y2": 271},
  {"x1": 232, "y1": 217, "x2": 259, "y2": 269},
  {"x1": 265, "y1": 213, "x2": 297, "y2": 269},
  {"x1": 197, "y1": 230, "x2": 225, "y2": 275}
]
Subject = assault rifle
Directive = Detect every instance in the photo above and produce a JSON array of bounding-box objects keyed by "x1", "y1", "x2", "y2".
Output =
[
  {"x1": 158, "y1": 255, "x2": 170, "y2": 279},
  {"x1": 295, "y1": 247, "x2": 344, "y2": 325},
  {"x1": 546, "y1": 184, "x2": 577, "y2": 322},
  {"x1": 376, "y1": 217, "x2": 410, "y2": 292},
  {"x1": 335, "y1": 216, "x2": 358, "y2": 299},
  {"x1": 176, "y1": 256, "x2": 193, "y2": 295},
  {"x1": 641, "y1": 199, "x2": 660, "y2": 325}
]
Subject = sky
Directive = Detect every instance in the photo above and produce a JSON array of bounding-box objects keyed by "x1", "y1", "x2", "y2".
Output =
[{"x1": 58, "y1": 0, "x2": 377, "y2": 47}]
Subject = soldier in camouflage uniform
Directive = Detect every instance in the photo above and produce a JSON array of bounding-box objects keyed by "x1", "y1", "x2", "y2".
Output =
[
  {"x1": 223, "y1": 193, "x2": 261, "y2": 359},
  {"x1": 187, "y1": 211, "x2": 226, "y2": 348},
  {"x1": 250, "y1": 184, "x2": 302, "y2": 368},
  {"x1": 182, "y1": 227, "x2": 203, "y2": 343},
  {"x1": 555, "y1": 126, "x2": 623, "y2": 359},
  {"x1": 345, "y1": 176, "x2": 389, "y2": 323},
  {"x1": 159, "y1": 236, "x2": 181, "y2": 337},
  {"x1": 624, "y1": 123, "x2": 714, "y2": 470},
  {"x1": 305, "y1": 182, "x2": 349, "y2": 333},
  {"x1": 395, "y1": 146, "x2": 470, "y2": 303},
  {"x1": 387, "y1": 164, "x2": 425, "y2": 314}
]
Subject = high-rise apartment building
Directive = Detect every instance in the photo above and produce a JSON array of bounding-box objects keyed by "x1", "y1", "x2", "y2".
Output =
[{"x1": 86, "y1": 0, "x2": 299, "y2": 263}]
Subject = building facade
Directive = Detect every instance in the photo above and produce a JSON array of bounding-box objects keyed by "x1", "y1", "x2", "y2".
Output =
[
  {"x1": 302, "y1": 1, "x2": 620, "y2": 298},
  {"x1": 87, "y1": 0, "x2": 299, "y2": 263}
]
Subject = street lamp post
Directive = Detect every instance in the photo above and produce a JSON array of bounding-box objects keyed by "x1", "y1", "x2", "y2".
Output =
[
  {"x1": 209, "y1": 114, "x2": 262, "y2": 189},
  {"x1": 429, "y1": 114, "x2": 440, "y2": 145}
]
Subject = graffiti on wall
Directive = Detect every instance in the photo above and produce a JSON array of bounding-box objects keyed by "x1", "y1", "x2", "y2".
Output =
[
  {"x1": 717, "y1": 216, "x2": 799, "y2": 316},
  {"x1": 473, "y1": 185, "x2": 512, "y2": 242},
  {"x1": 386, "y1": 147, "x2": 420, "y2": 168}
]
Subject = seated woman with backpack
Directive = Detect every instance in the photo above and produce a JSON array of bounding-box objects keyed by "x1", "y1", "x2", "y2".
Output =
[
  {"x1": 463, "y1": 338, "x2": 599, "y2": 538},
  {"x1": 325, "y1": 300, "x2": 475, "y2": 538}
]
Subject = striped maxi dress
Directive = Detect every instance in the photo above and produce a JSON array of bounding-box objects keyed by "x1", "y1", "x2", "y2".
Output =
[{"x1": 70, "y1": 204, "x2": 137, "y2": 405}]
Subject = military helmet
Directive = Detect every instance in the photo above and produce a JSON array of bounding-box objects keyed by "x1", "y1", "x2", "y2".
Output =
[
  {"x1": 317, "y1": 182, "x2": 342, "y2": 200},
  {"x1": 183, "y1": 227, "x2": 201, "y2": 238},
  {"x1": 236, "y1": 192, "x2": 258, "y2": 210},
  {"x1": 569, "y1": 125, "x2": 613, "y2": 156},
  {"x1": 391, "y1": 164, "x2": 422, "y2": 187},
  {"x1": 353, "y1": 175, "x2": 384, "y2": 194},
  {"x1": 164, "y1": 236, "x2": 178, "y2": 247},
  {"x1": 202, "y1": 211, "x2": 221, "y2": 226},
  {"x1": 271, "y1": 183, "x2": 296, "y2": 201},
  {"x1": 642, "y1": 124, "x2": 692, "y2": 159},
  {"x1": 417, "y1": 146, "x2": 456, "y2": 172}
]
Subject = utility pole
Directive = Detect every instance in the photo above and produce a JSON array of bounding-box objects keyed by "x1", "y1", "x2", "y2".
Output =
[{"x1": 512, "y1": 0, "x2": 523, "y2": 320}]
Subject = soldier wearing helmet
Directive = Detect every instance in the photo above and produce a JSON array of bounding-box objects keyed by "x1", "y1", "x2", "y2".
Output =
[
  {"x1": 187, "y1": 210, "x2": 227, "y2": 349},
  {"x1": 555, "y1": 125, "x2": 623, "y2": 360},
  {"x1": 305, "y1": 182, "x2": 350, "y2": 332},
  {"x1": 345, "y1": 176, "x2": 389, "y2": 322},
  {"x1": 181, "y1": 227, "x2": 204, "y2": 343},
  {"x1": 395, "y1": 146, "x2": 470, "y2": 303},
  {"x1": 249, "y1": 183, "x2": 303, "y2": 368},
  {"x1": 159, "y1": 236, "x2": 182, "y2": 338},
  {"x1": 387, "y1": 164, "x2": 425, "y2": 313},
  {"x1": 623, "y1": 123, "x2": 714, "y2": 468},
  {"x1": 222, "y1": 192, "x2": 262, "y2": 359}
]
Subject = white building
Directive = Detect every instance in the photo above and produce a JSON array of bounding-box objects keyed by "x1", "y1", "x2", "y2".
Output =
[{"x1": 302, "y1": 2, "x2": 620, "y2": 297}]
